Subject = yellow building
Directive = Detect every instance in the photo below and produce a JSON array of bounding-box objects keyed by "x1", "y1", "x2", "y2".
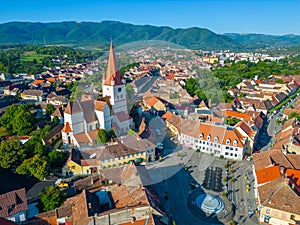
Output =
[{"x1": 62, "y1": 134, "x2": 156, "y2": 176}]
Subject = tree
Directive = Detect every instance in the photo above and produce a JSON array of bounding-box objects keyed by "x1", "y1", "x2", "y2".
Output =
[
  {"x1": 275, "y1": 78, "x2": 284, "y2": 84},
  {"x1": 186, "y1": 78, "x2": 196, "y2": 94},
  {"x1": 48, "y1": 150, "x2": 67, "y2": 168},
  {"x1": 12, "y1": 111, "x2": 34, "y2": 135},
  {"x1": 16, "y1": 154, "x2": 50, "y2": 180},
  {"x1": 0, "y1": 138, "x2": 26, "y2": 169},
  {"x1": 97, "y1": 129, "x2": 108, "y2": 144},
  {"x1": 52, "y1": 116, "x2": 60, "y2": 124},
  {"x1": 288, "y1": 112, "x2": 300, "y2": 120},
  {"x1": 46, "y1": 104, "x2": 55, "y2": 115},
  {"x1": 38, "y1": 186, "x2": 66, "y2": 212}
]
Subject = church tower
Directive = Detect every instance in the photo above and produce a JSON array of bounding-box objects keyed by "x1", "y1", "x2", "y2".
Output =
[
  {"x1": 102, "y1": 41, "x2": 132, "y2": 136},
  {"x1": 102, "y1": 41, "x2": 128, "y2": 114}
]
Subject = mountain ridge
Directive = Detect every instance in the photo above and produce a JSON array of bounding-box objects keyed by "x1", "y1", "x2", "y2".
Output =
[{"x1": 0, "y1": 20, "x2": 299, "y2": 50}]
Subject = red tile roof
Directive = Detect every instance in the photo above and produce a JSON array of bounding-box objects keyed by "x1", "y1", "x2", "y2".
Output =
[
  {"x1": 103, "y1": 41, "x2": 122, "y2": 86},
  {"x1": 255, "y1": 166, "x2": 281, "y2": 185},
  {"x1": 62, "y1": 122, "x2": 72, "y2": 133}
]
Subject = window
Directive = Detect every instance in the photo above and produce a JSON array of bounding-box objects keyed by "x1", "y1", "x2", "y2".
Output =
[
  {"x1": 207, "y1": 135, "x2": 211, "y2": 141},
  {"x1": 199, "y1": 141, "x2": 202, "y2": 144},
  {"x1": 218, "y1": 145, "x2": 220, "y2": 148},
  {"x1": 214, "y1": 144, "x2": 216, "y2": 147},
  {"x1": 214, "y1": 136, "x2": 218, "y2": 142},
  {"x1": 230, "y1": 153, "x2": 233, "y2": 156},
  {"x1": 225, "y1": 152, "x2": 229, "y2": 155},
  {"x1": 203, "y1": 141, "x2": 205, "y2": 144},
  {"x1": 199, "y1": 133, "x2": 204, "y2": 138},
  {"x1": 226, "y1": 139, "x2": 230, "y2": 145},
  {"x1": 234, "y1": 154, "x2": 237, "y2": 157},
  {"x1": 233, "y1": 140, "x2": 238, "y2": 146},
  {"x1": 235, "y1": 148, "x2": 238, "y2": 151}
]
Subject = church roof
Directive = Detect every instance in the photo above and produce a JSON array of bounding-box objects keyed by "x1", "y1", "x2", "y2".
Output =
[
  {"x1": 103, "y1": 41, "x2": 123, "y2": 86},
  {"x1": 62, "y1": 122, "x2": 72, "y2": 133}
]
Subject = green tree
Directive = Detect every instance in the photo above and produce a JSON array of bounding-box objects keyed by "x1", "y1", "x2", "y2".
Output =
[
  {"x1": 12, "y1": 111, "x2": 34, "y2": 135},
  {"x1": 97, "y1": 129, "x2": 108, "y2": 144},
  {"x1": 186, "y1": 78, "x2": 196, "y2": 94},
  {"x1": 52, "y1": 116, "x2": 60, "y2": 124},
  {"x1": 38, "y1": 186, "x2": 66, "y2": 212},
  {"x1": 46, "y1": 104, "x2": 55, "y2": 115},
  {"x1": 288, "y1": 112, "x2": 300, "y2": 120},
  {"x1": 48, "y1": 150, "x2": 67, "y2": 168},
  {"x1": 275, "y1": 78, "x2": 284, "y2": 84},
  {"x1": 16, "y1": 154, "x2": 50, "y2": 180},
  {"x1": 0, "y1": 138, "x2": 26, "y2": 169}
]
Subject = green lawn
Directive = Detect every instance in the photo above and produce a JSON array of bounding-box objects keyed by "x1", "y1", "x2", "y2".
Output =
[{"x1": 20, "y1": 51, "x2": 50, "y2": 63}]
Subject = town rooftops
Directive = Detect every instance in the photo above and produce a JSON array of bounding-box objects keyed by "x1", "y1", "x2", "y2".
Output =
[
  {"x1": 253, "y1": 150, "x2": 294, "y2": 170},
  {"x1": 257, "y1": 176, "x2": 300, "y2": 215},
  {"x1": 0, "y1": 188, "x2": 28, "y2": 218}
]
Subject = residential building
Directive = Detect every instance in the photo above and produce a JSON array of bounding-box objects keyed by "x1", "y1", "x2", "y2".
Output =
[
  {"x1": 20, "y1": 90, "x2": 43, "y2": 101},
  {"x1": 0, "y1": 188, "x2": 28, "y2": 223},
  {"x1": 253, "y1": 150, "x2": 300, "y2": 225}
]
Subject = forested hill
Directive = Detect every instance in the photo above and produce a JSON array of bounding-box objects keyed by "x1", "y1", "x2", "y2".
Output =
[
  {"x1": 0, "y1": 21, "x2": 299, "y2": 50},
  {"x1": 0, "y1": 21, "x2": 240, "y2": 50}
]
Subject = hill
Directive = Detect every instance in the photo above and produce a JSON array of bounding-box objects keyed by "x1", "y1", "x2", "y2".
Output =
[
  {"x1": 0, "y1": 21, "x2": 299, "y2": 50},
  {"x1": 0, "y1": 21, "x2": 240, "y2": 50},
  {"x1": 224, "y1": 33, "x2": 300, "y2": 49}
]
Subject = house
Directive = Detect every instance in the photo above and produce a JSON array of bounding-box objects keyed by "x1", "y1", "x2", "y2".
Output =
[
  {"x1": 164, "y1": 110, "x2": 246, "y2": 160},
  {"x1": 253, "y1": 150, "x2": 300, "y2": 225},
  {"x1": 144, "y1": 96, "x2": 167, "y2": 116},
  {"x1": 90, "y1": 163, "x2": 168, "y2": 225},
  {"x1": 0, "y1": 188, "x2": 28, "y2": 223},
  {"x1": 62, "y1": 134, "x2": 156, "y2": 176},
  {"x1": 20, "y1": 90, "x2": 43, "y2": 101},
  {"x1": 31, "y1": 189, "x2": 101, "y2": 225}
]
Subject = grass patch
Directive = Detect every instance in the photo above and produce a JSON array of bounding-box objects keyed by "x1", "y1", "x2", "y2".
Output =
[{"x1": 20, "y1": 51, "x2": 50, "y2": 63}]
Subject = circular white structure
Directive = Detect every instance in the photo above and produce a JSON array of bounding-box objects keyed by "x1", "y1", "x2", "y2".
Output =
[{"x1": 196, "y1": 194, "x2": 224, "y2": 214}]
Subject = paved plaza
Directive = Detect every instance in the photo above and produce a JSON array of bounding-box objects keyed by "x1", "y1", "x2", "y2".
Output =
[{"x1": 146, "y1": 149, "x2": 259, "y2": 225}]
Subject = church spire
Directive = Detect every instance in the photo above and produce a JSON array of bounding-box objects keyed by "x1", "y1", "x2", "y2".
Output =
[{"x1": 103, "y1": 40, "x2": 122, "y2": 86}]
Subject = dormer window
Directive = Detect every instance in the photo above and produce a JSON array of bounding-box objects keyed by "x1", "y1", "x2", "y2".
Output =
[
  {"x1": 226, "y1": 139, "x2": 230, "y2": 145},
  {"x1": 207, "y1": 135, "x2": 211, "y2": 141},
  {"x1": 233, "y1": 140, "x2": 238, "y2": 146},
  {"x1": 214, "y1": 136, "x2": 219, "y2": 142},
  {"x1": 199, "y1": 133, "x2": 204, "y2": 138}
]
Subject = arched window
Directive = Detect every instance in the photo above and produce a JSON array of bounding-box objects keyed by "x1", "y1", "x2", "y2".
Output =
[
  {"x1": 207, "y1": 135, "x2": 211, "y2": 141},
  {"x1": 199, "y1": 133, "x2": 204, "y2": 138},
  {"x1": 214, "y1": 136, "x2": 219, "y2": 142},
  {"x1": 226, "y1": 138, "x2": 230, "y2": 145},
  {"x1": 233, "y1": 140, "x2": 238, "y2": 146}
]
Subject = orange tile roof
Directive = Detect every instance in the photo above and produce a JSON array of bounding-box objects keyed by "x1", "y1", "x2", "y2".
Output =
[
  {"x1": 223, "y1": 110, "x2": 251, "y2": 121},
  {"x1": 146, "y1": 96, "x2": 159, "y2": 107},
  {"x1": 162, "y1": 111, "x2": 173, "y2": 120},
  {"x1": 94, "y1": 100, "x2": 106, "y2": 111},
  {"x1": 102, "y1": 41, "x2": 122, "y2": 86},
  {"x1": 255, "y1": 166, "x2": 281, "y2": 185},
  {"x1": 61, "y1": 122, "x2": 72, "y2": 133},
  {"x1": 31, "y1": 79, "x2": 44, "y2": 85},
  {"x1": 196, "y1": 123, "x2": 226, "y2": 144},
  {"x1": 222, "y1": 129, "x2": 244, "y2": 148},
  {"x1": 236, "y1": 121, "x2": 256, "y2": 139},
  {"x1": 46, "y1": 77, "x2": 56, "y2": 83}
]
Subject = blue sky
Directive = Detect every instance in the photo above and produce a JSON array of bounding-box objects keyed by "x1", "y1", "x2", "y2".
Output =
[{"x1": 1, "y1": 0, "x2": 299, "y2": 35}]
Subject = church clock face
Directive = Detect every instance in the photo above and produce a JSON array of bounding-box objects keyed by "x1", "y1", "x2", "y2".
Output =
[{"x1": 118, "y1": 87, "x2": 122, "y2": 92}]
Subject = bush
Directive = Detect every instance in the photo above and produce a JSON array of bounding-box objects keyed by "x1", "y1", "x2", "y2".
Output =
[
  {"x1": 223, "y1": 177, "x2": 228, "y2": 182},
  {"x1": 195, "y1": 148, "x2": 200, "y2": 153},
  {"x1": 219, "y1": 155, "x2": 224, "y2": 159}
]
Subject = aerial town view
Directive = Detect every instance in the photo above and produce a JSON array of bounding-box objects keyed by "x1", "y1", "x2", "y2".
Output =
[{"x1": 1, "y1": 1, "x2": 300, "y2": 225}]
